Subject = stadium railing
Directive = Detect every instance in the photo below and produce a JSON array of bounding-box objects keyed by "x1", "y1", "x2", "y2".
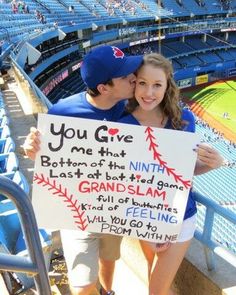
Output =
[
  {"x1": 193, "y1": 191, "x2": 236, "y2": 270},
  {"x1": 0, "y1": 175, "x2": 52, "y2": 295}
]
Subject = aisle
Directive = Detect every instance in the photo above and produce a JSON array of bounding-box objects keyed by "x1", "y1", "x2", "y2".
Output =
[{"x1": 112, "y1": 258, "x2": 148, "y2": 295}]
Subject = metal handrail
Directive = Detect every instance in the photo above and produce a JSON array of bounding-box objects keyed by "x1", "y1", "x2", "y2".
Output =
[
  {"x1": 193, "y1": 191, "x2": 236, "y2": 271},
  {"x1": 0, "y1": 175, "x2": 51, "y2": 294}
]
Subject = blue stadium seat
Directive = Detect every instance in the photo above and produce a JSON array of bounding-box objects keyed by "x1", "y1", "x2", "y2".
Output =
[
  {"x1": 0, "y1": 206, "x2": 20, "y2": 253},
  {"x1": 216, "y1": 50, "x2": 234, "y2": 61},
  {"x1": 0, "y1": 152, "x2": 19, "y2": 174},
  {"x1": 0, "y1": 173, "x2": 52, "y2": 290},
  {"x1": 0, "y1": 137, "x2": 15, "y2": 154},
  {"x1": 0, "y1": 125, "x2": 11, "y2": 139},
  {"x1": 0, "y1": 115, "x2": 9, "y2": 127},
  {"x1": 0, "y1": 205, "x2": 52, "y2": 290},
  {"x1": 0, "y1": 171, "x2": 29, "y2": 200},
  {"x1": 0, "y1": 108, "x2": 6, "y2": 117}
]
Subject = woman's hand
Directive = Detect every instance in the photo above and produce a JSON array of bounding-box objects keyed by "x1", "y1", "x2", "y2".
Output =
[{"x1": 194, "y1": 143, "x2": 224, "y2": 175}]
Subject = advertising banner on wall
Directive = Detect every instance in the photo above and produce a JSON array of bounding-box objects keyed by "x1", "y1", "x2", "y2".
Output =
[
  {"x1": 177, "y1": 78, "x2": 193, "y2": 89},
  {"x1": 195, "y1": 74, "x2": 208, "y2": 85}
]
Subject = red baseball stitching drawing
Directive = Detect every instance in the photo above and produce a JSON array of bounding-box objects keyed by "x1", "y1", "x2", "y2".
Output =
[
  {"x1": 145, "y1": 127, "x2": 191, "y2": 189},
  {"x1": 33, "y1": 173, "x2": 88, "y2": 230}
]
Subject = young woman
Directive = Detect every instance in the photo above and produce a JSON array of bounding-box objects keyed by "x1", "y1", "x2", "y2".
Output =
[{"x1": 119, "y1": 53, "x2": 224, "y2": 295}]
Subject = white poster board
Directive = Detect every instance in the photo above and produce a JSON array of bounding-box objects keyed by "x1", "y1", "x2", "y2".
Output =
[{"x1": 32, "y1": 113, "x2": 199, "y2": 243}]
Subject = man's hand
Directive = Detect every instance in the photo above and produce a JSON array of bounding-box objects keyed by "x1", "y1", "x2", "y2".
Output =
[{"x1": 23, "y1": 127, "x2": 41, "y2": 161}]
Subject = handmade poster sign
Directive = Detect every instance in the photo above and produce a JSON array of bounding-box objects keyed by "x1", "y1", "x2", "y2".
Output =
[{"x1": 32, "y1": 113, "x2": 199, "y2": 243}]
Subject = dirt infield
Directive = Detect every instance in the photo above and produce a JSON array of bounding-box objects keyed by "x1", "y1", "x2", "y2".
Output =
[{"x1": 188, "y1": 101, "x2": 236, "y2": 143}]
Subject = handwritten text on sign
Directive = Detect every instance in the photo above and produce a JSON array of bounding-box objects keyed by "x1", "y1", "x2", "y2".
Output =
[{"x1": 32, "y1": 114, "x2": 199, "y2": 242}]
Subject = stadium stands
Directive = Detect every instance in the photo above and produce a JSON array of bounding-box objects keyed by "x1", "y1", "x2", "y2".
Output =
[
  {"x1": 0, "y1": 176, "x2": 52, "y2": 293},
  {"x1": 181, "y1": 0, "x2": 207, "y2": 15},
  {"x1": 185, "y1": 36, "x2": 210, "y2": 50},
  {"x1": 165, "y1": 40, "x2": 193, "y2": 54},
  {"x1": 216, "y1": 49, "x2": 234, "y2": 61},
  {"x1": 177, "y1": 55, "x2": 202, "y2": 67},
  {"x1": 0, "y1": 0, "x2": 233, "y2": 43},
  {"x1": 192, "y1": 116, "x2": 236, "y2": 254},
  {"x1": 197, "y1": 52, "x2": 222, "y2": 64},
  {"x1": 0, "y1": 90, "x2": 52, "y2": 292}
]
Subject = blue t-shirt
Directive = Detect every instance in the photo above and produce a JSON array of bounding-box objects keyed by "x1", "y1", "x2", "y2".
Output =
[
  {"x1": 119, "y1": 108, "x2": 197, "y2": 220},
  {"x1": 48, "y1": 91, "x2": 125, "y2": 122}
]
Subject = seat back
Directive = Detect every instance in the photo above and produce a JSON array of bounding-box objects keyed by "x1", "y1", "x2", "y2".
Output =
[
  {"x1": 0, "y1": 137, "x2": 15, "y2": 154},
  {"x1": 0, "y1": 201, "x2": 19, "y2": 252},
  {"x1": 0, "y1": 152, "x2": 19, "y2": 173},
  {"x1": 0, "y1": 108, "x2": 6, "y2": 117},
  {"x1": 0, "y1": 115, "x2": 9, "y2": 127},
  {"x1": 0, "y1": 125, "x2": 11, "y2": 139},
  {"x1": 0, "y1": 171, "x2": 29, "y2": 201}
]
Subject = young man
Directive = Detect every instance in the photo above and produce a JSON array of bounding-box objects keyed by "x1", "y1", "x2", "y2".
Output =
[{"x1": 23, "y1": 45, "x2": 142, "y2": 295}]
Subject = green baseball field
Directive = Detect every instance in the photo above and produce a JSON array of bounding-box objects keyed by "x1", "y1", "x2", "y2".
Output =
[{"x1": 182, "y1": 80, "x2": 236, "y2": 140}]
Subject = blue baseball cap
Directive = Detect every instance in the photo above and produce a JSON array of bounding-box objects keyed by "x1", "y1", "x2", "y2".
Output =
[{"x1": 80, "y1": 45, "x2": 143, "y2": 89}]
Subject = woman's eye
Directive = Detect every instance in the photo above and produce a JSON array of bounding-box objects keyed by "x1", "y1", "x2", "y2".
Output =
[
  {"x1": 139, "y1": 81, "x2": 145, "y2": 85},
  {"x1": 155, "y1": 83, "x2": 161, "y2": 87}
]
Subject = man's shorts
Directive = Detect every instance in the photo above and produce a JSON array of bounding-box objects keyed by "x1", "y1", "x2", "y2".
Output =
[{"x1": 60, "y1": 230, "x2": 122, "y2": 287}]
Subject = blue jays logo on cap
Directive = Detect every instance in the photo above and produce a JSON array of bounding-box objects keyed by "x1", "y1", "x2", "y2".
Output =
[{"x1": 112, "y1": 46, "x2": 124, "y2": 59}]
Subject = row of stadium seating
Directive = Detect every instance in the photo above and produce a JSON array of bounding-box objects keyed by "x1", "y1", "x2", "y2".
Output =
[
  {"x1": 0, "y1": 93, "x2": 28, "y2": 188},
  {"x1": 0, "y1": 91, "x2": 52, "y2": 292},
  {"x1": 0, "y1": 0, "x2": 233, "y2": 42},
  {"x1": 161, "y1": 0, "x2": 228, "y2": 16},
  {"x1": 137, "y1": 36, "x2": 236, "y2": 58},
  {"x1": 47, "y1": 70, "x2": 86, "y2": 103},
  {"x1": 193, "y1": 115, "x2": 236, "y2": 254},
  {"x1": 0, "y1": 94, "x2": 22, "y2": 178}
]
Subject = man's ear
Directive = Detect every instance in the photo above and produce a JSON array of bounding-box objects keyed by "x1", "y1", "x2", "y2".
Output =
[{"x1": 97, "y1": 83, "x2": 109, "y2": 94}]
